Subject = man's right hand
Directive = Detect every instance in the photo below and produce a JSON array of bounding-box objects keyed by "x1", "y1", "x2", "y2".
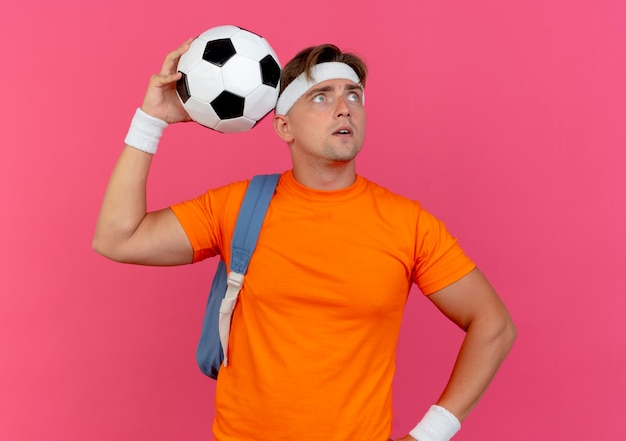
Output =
[{"x1": 140, "y1": 38, "x2": 195, "y2": 124}]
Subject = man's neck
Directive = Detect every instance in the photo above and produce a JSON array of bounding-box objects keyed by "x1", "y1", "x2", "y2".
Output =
[{"x1": 291, "y1": 161, "x2": 357, "y2": 190}]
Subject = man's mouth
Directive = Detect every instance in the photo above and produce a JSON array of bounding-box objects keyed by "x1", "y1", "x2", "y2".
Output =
[{"x1": 334, "y1": 127, "x2": 352, "y2": 135}]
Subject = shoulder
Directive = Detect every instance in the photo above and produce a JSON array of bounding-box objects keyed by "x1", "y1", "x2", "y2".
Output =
[
  {"x1": 211, "y1": 178, "x2": 250, "y2": 199},
  {"x1": 360, "y1": 177, "x2": 424, "y2": 216},
  {"x1": 170, "y1": 178, "x2": 252, "y2": 233},
  {"x1": 361, "y1": 176, "x2": 416, "y2": 200},
  {"x1": 185, "y1": 179, "x2": 251, "y2": 211}
]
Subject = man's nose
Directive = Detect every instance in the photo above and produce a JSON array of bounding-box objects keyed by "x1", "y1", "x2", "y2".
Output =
[{"x1": 335, "y1": 95, "x2": 351, "y2": 118}]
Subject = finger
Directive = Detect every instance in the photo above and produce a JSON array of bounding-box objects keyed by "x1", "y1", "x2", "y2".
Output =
[
  {"x1": 149, "y1": 71, "x2": 182, "y2": 88},
  {"x1": 162, "y1": 71, "x2": 183, "y2": 85},
  {"x1": 160, "y1": 37, "x2": 195, "y2": 75}
]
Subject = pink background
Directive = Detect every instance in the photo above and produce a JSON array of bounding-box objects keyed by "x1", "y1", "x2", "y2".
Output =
[{"x1": 1, "y1": 0, "x2": 624, "y2": 439}]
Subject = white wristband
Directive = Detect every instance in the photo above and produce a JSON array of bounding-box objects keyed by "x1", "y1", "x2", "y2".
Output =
[
  {"x1": 124, "y1": 108, "x2": 168, "y2": 154},
  {"x1": 409, "y1": 405, "x2": 461, "y2": 441}
]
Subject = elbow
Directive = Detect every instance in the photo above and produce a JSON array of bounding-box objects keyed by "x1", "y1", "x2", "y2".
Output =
[
  {"x1": 505, "y1": 319, "x2": 517, "y2": 351},
  {"x1": 508, "y1": 319, "x2": 517, "y2": 344},
  {"x1": 92, "y1": 234, "x2": 115, "y2": 261},
  {"x1": 92, "y1": 217, "x2": 139, "y2": 263},
  {"x1": 471, "y1": 312, "x2": 517, "y2": 355},
  {"x1": 92, "y1": 235, "x2": 107, "y2": 258},
  {"x1": 92, "y1": 232, "x2": 127, "y2": 263},
  {"x1": 497, "y1": 314, "x2": 518, "y2": 354}
]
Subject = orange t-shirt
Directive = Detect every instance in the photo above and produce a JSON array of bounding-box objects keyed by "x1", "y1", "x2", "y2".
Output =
[{"x1": 171, "y1": 170, "x2": 475, "y2": 441}]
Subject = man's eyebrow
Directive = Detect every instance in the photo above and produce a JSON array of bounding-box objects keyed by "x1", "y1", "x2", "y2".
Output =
[
  {"x1": 304, "y1": 85, "x2": 333, "y2": 98},
  {"x1": 345, "y1": 84, "x2": 363, "y2": 91},
  {"x1": 304, "y1": 83, "x2": 363, "y2": 98}
]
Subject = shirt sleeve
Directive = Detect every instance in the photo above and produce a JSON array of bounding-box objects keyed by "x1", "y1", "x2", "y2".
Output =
[
  {"x1": 412, "y1": 207, "x2": 476, "y2": 295},
  {"x1": 169, "y1": 181, "x2": 248, "y2": 263}
]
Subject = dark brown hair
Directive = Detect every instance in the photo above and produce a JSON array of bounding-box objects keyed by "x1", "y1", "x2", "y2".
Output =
[{"x1": 279, "y1": 44, "x2": 368, "y2": 95}]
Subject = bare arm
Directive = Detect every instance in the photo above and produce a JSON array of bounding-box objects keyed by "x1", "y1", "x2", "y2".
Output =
[
  {"x1": 92, "y1": 39, "x2": 196, "y2": 266},
  {"x1": 395, "y1": 267, "x2": 516, "y2": 441},
  {"x1": 429, "y1": 267, "x2": 516, "y2": 420}
]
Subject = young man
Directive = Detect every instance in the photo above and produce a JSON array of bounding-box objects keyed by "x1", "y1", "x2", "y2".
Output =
[{"x1": 93, "y1": 39, "x2": 516, "y2": 441}]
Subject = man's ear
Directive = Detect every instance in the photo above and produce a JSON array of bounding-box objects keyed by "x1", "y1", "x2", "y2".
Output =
[{"x1": 273, "y1": 114, "x2": 294, "y2": 142}]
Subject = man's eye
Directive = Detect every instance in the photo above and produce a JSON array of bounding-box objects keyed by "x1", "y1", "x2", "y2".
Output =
[
  {"x1": 348, "y1": 92, "x2": 361, "y2": 102},
  {"x1": 313, "y1": 95, "x2": 326, "y2": 103}
]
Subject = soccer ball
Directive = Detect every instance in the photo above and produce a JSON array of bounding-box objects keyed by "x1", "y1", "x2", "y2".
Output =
[{"x1": 176, "y1": 25, "x2": 282, "y2": 133}]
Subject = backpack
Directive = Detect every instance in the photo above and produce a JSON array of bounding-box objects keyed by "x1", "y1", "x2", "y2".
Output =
[{"x1": 196, "y1": 174, "x2": 280, "y2": 379}]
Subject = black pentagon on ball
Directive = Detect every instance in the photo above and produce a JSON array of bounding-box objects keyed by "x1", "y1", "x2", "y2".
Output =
[
  {"x1": 203, "y1": 38, "x2": 236, "y2": 67},
  {"x1": 211, "y1": 91, "x2": 245, "y2": 119},
  {"x1": 176, "y1": 72, "x2": 191, "y2": 103},
  {"x1": 260, "y1": 55, "x2": 281, "y2": 88}
]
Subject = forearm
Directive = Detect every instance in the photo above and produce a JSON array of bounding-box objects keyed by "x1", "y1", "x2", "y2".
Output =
[
  {"x1": 93, "y1": 145, "x2": 153, "y2": 258},
  {"x1": 436, "y1": 313, "x2": 517, "y2": 422},
  {"x1": 394, "y1": 317, "x2": 515, "y2": 441}
]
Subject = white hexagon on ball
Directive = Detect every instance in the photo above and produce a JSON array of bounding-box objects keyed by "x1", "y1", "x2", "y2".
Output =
[
  {"x1": 186, "y1": 62, "x2": 225, "y2": 103},
  {"x1": 229, "y1": 30, "x2": 272, "y2": 62},
  {"x1": 177, "y1": 38, "x2": 207, "y2": 72},
  {"x1": 244, "y1": 86, "x2": 280, "y2": 121},
  {"x1": 222, "y1": 56, "x2": 262, "y2": 97},
  {"x1": 215, "y1": 115, "x2": 256, "y2": 133},
  {"x1": 184, "y1": 97, "x2": 221, "y2": 129}
]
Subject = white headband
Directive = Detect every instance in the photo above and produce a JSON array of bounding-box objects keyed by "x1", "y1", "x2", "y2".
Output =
[{"x1": 275, "y1": 62, "x2": 362, "y2": 115}]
